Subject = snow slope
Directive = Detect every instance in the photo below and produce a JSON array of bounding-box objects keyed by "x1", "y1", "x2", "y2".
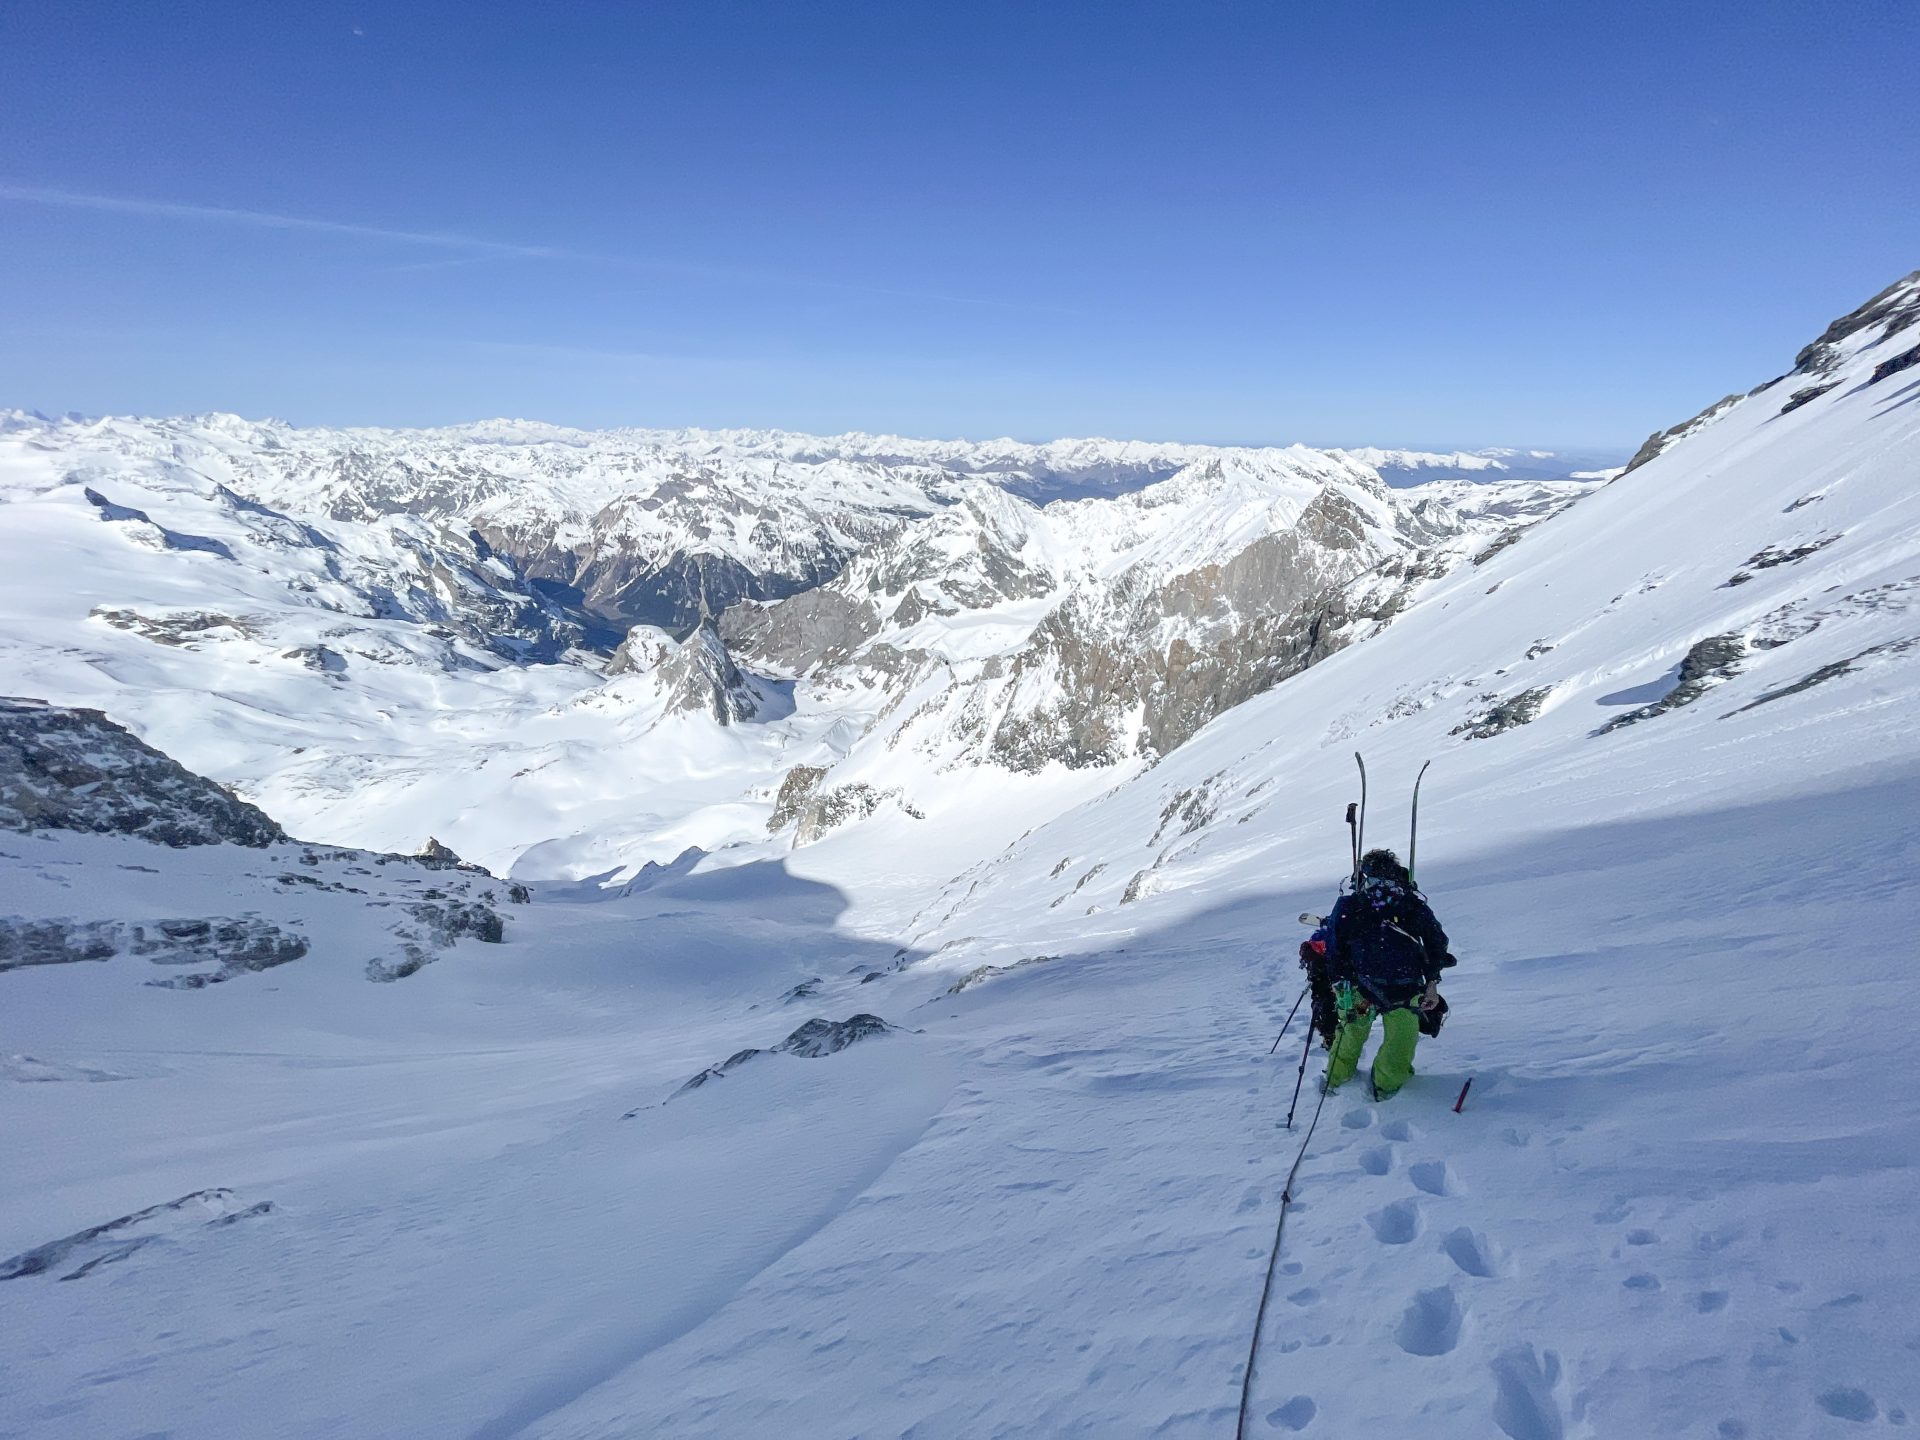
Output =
[{"x1": 2, "y1": 271, "x2": 1917, "y2": 1440}]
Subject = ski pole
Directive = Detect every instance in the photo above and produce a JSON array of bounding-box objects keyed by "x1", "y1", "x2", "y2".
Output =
[
  {"x1": 1268, "y1": 987, "x2": 1308, "y2": 1055},
  {"x1": 1453, "y1": 1076, "x2": 1473, "y2": 1113},
  {"x1": 1284, "y1": 1028, "x2": 1313, "y2": 1129}
]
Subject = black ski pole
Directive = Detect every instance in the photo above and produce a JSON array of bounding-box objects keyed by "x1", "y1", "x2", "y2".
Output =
[
  {"x1": 1345, "y1": 801, "x2": 1359, "y2": 883},
  {"x1": 1284, "y1": 1027, "x2": 1313, "y2": 1129},
  {"x1": 1268, "y1": 986, "x2": 1307, "y2": 1054}
]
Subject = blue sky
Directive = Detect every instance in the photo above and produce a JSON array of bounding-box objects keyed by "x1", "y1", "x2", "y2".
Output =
[{"x1": 2, "y1": 0, "x2": 1915, "y2": 450}]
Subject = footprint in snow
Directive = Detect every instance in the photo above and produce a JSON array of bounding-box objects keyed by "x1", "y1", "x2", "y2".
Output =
[
  {"x1": 1395, "y1": 1285, "x2": 1465, "y2": 1356},
  {"x1": 1367, "y1": 1198, "x2": 1421, "y2": 1245},
  {"x1": 1408, "y1": 1160, "x2": 1456, "y2": 1196},
  {"x1": 1443, "y1": 1226, "x2": 1502, "y2": 1279},
  {"x1": 1266, "y1": 1395, "x2": 1317, "y2": 1431},
  {"x1": 1379, "y1": 1118, "x2": 1416, "y2": 1142},
  {"x1": 1817, "y1": 1388, "x2": 1878, "y2": 1423},
  {"x1": 1357, "y1": 1146, "x2": 1392, "y2": 1176},
  {"x1": 1490, "y1": 1345, "x2": 1568, "y2": 1440},
  {"x1": 1340, "y1": 1108, "x2": 1374, "y2": 1131},
  {"x1": 1694, "y1": 1290, "x2": 1730, "y2": 1313}
]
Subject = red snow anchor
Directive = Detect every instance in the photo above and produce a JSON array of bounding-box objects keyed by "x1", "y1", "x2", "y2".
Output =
[{"x1": 1453, "y1": 1077, "x2": 1473, "y2": 1113}]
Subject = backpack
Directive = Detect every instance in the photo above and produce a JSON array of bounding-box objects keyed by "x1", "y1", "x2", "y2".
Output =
[
  {"x1": 1335, "y1": 877, "x2": 1436, "y2": 1004},
  {"x1": 1298, "y1": 933, "x2": 1339, "y2": 1050}
]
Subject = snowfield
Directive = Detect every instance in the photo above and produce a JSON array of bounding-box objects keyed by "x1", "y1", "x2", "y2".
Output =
[{"x1": 2, "y1": 271, "x2": 1918, "y2": 1438}]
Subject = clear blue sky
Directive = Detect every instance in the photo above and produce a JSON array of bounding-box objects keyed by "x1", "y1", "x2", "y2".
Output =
[{"x1": 2, "y1": 0, "x2": 1915, "y2": 450}]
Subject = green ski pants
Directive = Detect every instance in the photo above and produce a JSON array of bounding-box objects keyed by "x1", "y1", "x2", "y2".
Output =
[{"x1": 1326, "y1": 1005, "x2": 1420, "y2": 1097}]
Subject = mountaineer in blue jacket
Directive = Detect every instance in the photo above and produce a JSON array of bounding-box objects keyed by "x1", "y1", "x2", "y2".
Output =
[{"x1": 1319, "y1": 848, "x2": 1454, "y2": 1098}]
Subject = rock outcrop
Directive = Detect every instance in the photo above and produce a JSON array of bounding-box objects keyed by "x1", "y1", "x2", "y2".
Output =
[
  {"x1": 665, "y1": 1013, "x2": 901, "y2": 1100},
  {"x1": 0, "y1": 697, "x2": 284, "y2": 848}
]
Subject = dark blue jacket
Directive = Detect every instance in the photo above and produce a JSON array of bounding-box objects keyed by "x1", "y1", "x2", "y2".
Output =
[{"x1": 1326, "y1": 877, "x2": 1452, "y2": 1010}]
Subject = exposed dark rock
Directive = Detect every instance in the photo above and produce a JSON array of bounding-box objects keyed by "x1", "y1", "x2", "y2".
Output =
[
  {"x1": 1721, "y1": 535, "x2": 1840, "y2": 587},
  {"x1": 1596, "y1": 635, "x2": 1746, "y2": 734},
  {"x1": 947, "y1": 954, "x2": 1055, "y2": 995},
  {"x1": 1451, "y1": 686, "x2": 1553, "y2": 740},
  {"x1": 1150, "y1": 786, "x2": 1215, "y2": 844},
  {"x1": 1621, "y1": 394, "x2": 1745, "y2": 476},
  {"x1": 1725, "y1": 638, "x2": 1917, "y2": 715},
  {"x1": 1471, "y1": 528, "x2": 1527, "y2": 566},
  {"x1": 280, "y1": 644, "x2": 347, "y2": 674},
  {"x1": 665, "y1": 1013, "x2": 900, "y2": 1099},
  {"x1": 0, "y1": 697, "x2": 284, "y2": 848},
  {"x1": 1779, "y1": 383, "x2": 1839, "y2": 415},
  {"x1": 1869, "y1": 343, "x2": 1920, "y2": 385},
  {"x1": 655, "y1": 621, "x2": 763, "y2": 724},
  {"x1": 413, "y1": 836, "x2": 492, "y2": 875},
  {"x1": 0, "y1": 918, "x2": 120, "y2": 971},
  {"x1": 133, "y1": 917, "x2": 310, "y2": 988},
  {"x1": 83, "y1": 488, "x2": 236, "y2": 559},
  {"x1": 767, "y1": 764, "x2": 828, "y2": 833},
  {"x1": 605, "y1": 623, "x2": 676, "y2": 676},
  {"x1": 1050, "y1": 862, "x2": 1106, "y2": 909},
  {"x1": 91, "y1": 606, "x2": 260, "y2": 646},
  {"x1": 365, "y1": 897, "x2": 506, "y2": 982},
  {"x1": 1793, "y1": 270, "x2": 1920, "y2": 374},
  {"x1": 793, "y1": 782, "x2": 923, "y2": 845},
  {"x1": 0, "y1": 1189, "x2": 271, "y2": 1282}
]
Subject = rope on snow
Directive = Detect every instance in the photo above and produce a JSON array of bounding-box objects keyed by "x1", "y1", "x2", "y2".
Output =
[{"x1": 1235, "y1": 1073, "x2": 1332, "y2": 1440}]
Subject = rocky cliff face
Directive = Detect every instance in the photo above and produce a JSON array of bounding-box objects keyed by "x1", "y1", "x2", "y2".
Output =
[
  {"x1": 727, "y1": 455, "x2": 1583, "y2": 777},
  {"x1": 1, "y1": 697, "x2": 284, "y2": 847}
]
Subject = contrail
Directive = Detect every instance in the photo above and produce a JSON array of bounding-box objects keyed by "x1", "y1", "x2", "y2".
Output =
[{"x1": 0, "y1": 181, "x2": 1068, "y2": 311}]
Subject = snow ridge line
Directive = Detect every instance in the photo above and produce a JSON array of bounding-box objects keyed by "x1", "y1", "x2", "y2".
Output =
[{"x1": 1235, "y1": 1067, "x2": 1333, "y2": 1440}]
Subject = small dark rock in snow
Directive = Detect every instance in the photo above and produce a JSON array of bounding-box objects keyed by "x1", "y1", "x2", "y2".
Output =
[
  {"x1": 1869, "y1": 342, "x2": 1920, "y2": 384},
  {"x1": 1595, "y1": 634, "x2": 1746, "y2": 735},
  {"x1": 1778, "y1": 382, "x2": 1838, "y2": 415},
  {"x1": 0, "y1": 1188, "x2": 271, "y2": 1282},
  {"x1": 667, "y1": 1013, "x2": 901, "y2": 1099},
  {"x1": 1451, "y1": 687, "x2": 1552, "y2": 741}
]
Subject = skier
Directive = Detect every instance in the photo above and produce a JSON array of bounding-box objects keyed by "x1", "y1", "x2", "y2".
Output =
[{"x1": 1317, "y1": 848, "x2": 1453, "y2": 1099}]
